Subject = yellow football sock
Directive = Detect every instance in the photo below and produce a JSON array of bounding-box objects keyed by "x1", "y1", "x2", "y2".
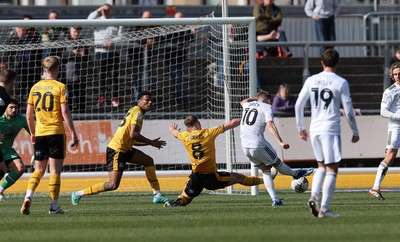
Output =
[
  {"x1": 242, "y1": 176, "x2": 263, "y2": 186},
  {"x1": 83, "y1": 183, "x2": 105, "y2": 195},
  {"x1": 49, "y1": 174, "x2": 61, "y2": 200},
  {"x1": 145, "y1": 166, "x2": 160, "y2": 191},
  {"x1": 178, "y1": 195, "x2": 191, "y2": 206},
  {"x1": 27, "y1": 171, "x2": 43, "y2": 191}
]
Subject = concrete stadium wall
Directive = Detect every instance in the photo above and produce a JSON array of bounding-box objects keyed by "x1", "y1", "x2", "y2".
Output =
[{"x1": 133, "y1": 115, "x2": 387, "y2": 165}]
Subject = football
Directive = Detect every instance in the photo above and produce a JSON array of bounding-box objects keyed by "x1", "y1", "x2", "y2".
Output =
[{"x1": 291, "y1": 177, "x2": 309, "y2": 193}]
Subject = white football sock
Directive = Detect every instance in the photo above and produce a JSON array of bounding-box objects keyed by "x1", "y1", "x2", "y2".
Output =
[
  {"x1": 275, "y1": 161, "x2": 296, "y2": 176},
  {"x1": 311, "y1": 167, "x2": 326, "y2": 200},
  {"x1": 25, "y1": 190, "x2": 34, "y2": 199},
  {"x1": 320, "y1": 172, "x2": 336, "y2": 213},
  {"x1": 263, "y1": 170, "x2": 279, "y2": 201},
  {"x1": 372, "y1": 162, "x2": 388, "y2": 190}
]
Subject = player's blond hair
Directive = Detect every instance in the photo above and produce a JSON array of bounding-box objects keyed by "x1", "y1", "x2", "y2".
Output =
[
  {"x1": 184, "y1": 115, "x2": 199, "y2": 128},
  {"x1": 257, "y1": 90, "x2": 272, "y2": 101},
  {"x1": 43, "y1": 56, "x2": 60, "y2": 72},
  {"x1": 389, "y1": 61, "x2": 400, "y2": 79}
]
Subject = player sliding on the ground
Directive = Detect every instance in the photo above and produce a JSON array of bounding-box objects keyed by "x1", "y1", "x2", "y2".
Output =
[{"x1": 164, "y1": 115, "x2": 263, "y2": 207}]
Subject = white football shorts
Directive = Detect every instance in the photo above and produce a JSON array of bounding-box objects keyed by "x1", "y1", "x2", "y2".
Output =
[
  {"x1": 386, "y1": 130, "x2": 400, "y2": 149},
  {"x1": 242, "y1": 143, "x2": 278, "y2": 167},
  {"x1": 310, "y1": 134, "x2": 342, "y2": 165}
]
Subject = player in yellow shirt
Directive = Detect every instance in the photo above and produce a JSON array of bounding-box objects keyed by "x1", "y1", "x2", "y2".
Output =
[
  {"x1": 164, "y1": 115, "x2": 263, "y2": 207},
  {"x1": 71, "y1": 91, "x2": 168, "y2": 205},
  {"x1": 21, "y1": 56, "x2": 79, "y2": 215}
]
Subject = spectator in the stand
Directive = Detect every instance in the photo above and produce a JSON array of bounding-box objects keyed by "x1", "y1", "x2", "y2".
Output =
[
  {"x1": 142, "y1": 10, "x2": 152, "y2": 19},
  {"x1": 124, "y1": 10, "x2": 155, "y2": 102},
  {"x1": 253, "y1": 0, "x2": 291, "y2": 58},
  {"x1": 161, "y1": 12, "x2": 193, "y2": 105},
  {"x1": 239, "y1": 49, "x2": 262, "y2": 91},
  {"x1": 389, "y1": 47, "x2": 400, "y2": 67},
  {"x1": 272, "y1": 83, "x2": 297, "y2": 113},
  {"x1": 0, "y1": 59, "x2": 7, "y2": 70},
  {"x1": 22, "y1": 14, "x2": 37, "y2": 36},
  {"x1": 41, "y1": 10, "x2": 68, "y2": 57},
  {"x1": 2, "y1": 18, "x2": 42, "y2": 112},
  {"x1": 139, "y1": 0, "x2": 160, "y2": 5},
  {"x1": 304, "y1": 0, "x2": 340, "y2": 53},
  {"x1": 60, "y1": 26, "x2": 89, "y2": 113},
  {"x1": 88, "y1": 4, "x2": 123, "y2": 108},
  {"x1": 124, "y1": 32, "x2": 143, "y2": 103},
  {"x1": 139, "y1": 10, "x2": 154, "y2": 96}
]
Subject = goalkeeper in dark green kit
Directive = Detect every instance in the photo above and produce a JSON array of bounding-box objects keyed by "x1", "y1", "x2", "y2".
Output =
[{"x1": 0, "y1": 99, "x2": 30, "y2": 202}]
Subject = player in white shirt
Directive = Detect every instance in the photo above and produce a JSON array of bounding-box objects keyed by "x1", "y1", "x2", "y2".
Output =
[
  {"x1": 240, "y1": 91, "x2": 313, "y2": 207},
  {"x1": 369, "y1": 62, "x2": 400, "y2": 201},
  {"x1": 295, "y1": 49, "x2": 359, "y2": 218}
]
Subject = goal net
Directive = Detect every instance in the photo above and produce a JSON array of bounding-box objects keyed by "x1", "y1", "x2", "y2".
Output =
[{"x1": 0, "y1": 13, "x2": 258, "y2": 197}]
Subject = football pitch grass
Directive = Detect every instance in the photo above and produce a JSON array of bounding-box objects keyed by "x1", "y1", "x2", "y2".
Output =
[{"x1": 1, "y1": 191, "x2": 400, "y2": 242}]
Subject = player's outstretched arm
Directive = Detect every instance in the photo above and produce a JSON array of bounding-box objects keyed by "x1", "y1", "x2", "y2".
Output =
[
  {"x1": 169, "y1": 122, "x2": 180, "y2": 138},
  {"x1": 223, "y1": 118, "x2": 241, "y2": 131},
  {"x1": 266, "y1": 121, "x2": 290, "y2": 149},
  {"x1": 130, "y1": 124, "x2": 166, "y2": 149}
]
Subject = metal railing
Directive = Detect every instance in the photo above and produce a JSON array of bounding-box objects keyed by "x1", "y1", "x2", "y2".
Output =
[
  {"x1": 256, "y1": 40, "x2": 400, "y2": 90},
  {"x1": 363, "y1": 11, "x2": 400, "y2": 56}
]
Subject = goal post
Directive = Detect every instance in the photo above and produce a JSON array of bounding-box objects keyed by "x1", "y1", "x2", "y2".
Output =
[{"x1": 0, "y1": 15, "x2": 259, "y2": 196}]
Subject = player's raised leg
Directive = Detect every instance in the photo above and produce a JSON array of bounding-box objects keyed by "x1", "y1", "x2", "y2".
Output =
[{"x1": 72, "y1": 170, "x2": 122, "y2": 205}]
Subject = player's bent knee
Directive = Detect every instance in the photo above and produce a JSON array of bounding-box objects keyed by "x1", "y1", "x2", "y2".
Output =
[
  {"x1": 106, "y1": 182, "x2": 120, "y2": 191},
  {"x1": 258, "y1": 163, "x2": 272, "y2": 172},
  {"x1": 18, "y1": 164, "x2": 26, "y2": 174},
  {"x1": 142, "y1": 157, "x2": 155, "y2": 166}
]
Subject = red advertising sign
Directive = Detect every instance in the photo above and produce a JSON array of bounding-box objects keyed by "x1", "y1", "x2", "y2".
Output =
[{"x1": 14, "y1": 120, "x2": 113, "y2": 165}]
